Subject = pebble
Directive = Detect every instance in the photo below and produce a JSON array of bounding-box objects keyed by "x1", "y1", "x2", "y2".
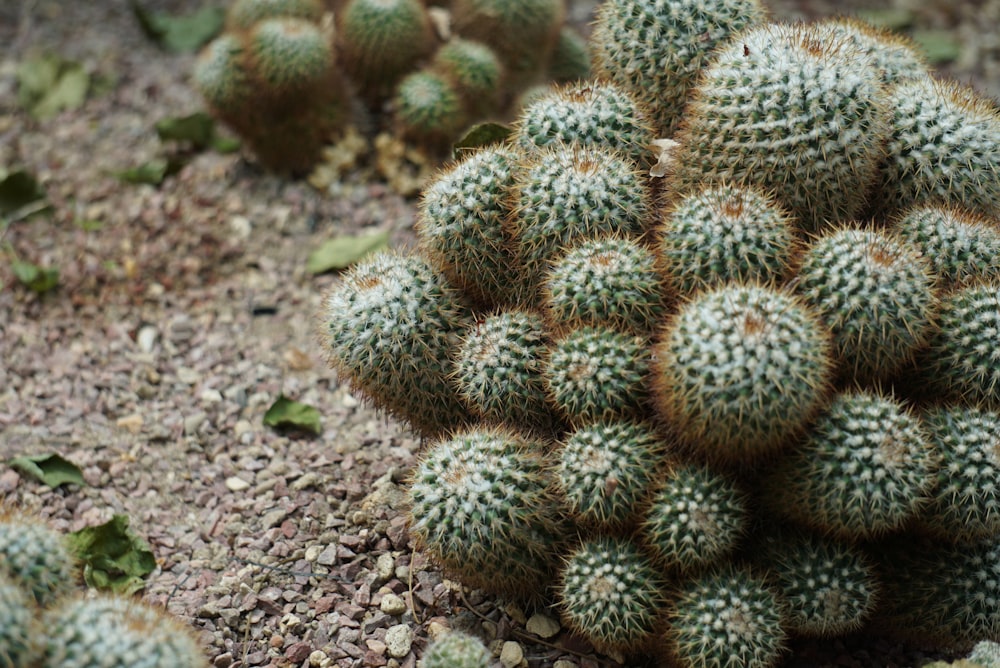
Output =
[
  {"x1": 553, "y1": 661, "x2": 578, "y2": 668},
  {"x1": 380, "y1": 593, "x2": 407, "y2": 616},
  {"x1": 500, "y1": 641, "x2": 525, "y2": 668},
  {"x1": 309, "y1": 650, "x2": 330, "y2": 667},
  {"x1": 200, "y1": 388, "x2": 223, "y2": 403},
  {"x1": 136, "y1": 325, "x2": 158, "y2": 352},
  {"x1": 375, "y1": 552, "x2": 395, "y2": 582},
  {"x1": 526, "y1": 612, "x2": 560, "y2": 639},
  {"x1": 225, "y1": 476, "x2": 251, "y2": 492},
  {"x1": 385, "y1": 625, "x2": 413, "y2": 658},
  {"x1": 116, "y1": 413, "x2": 144, "y2": 434},
  {"x1": 305, "y1": 544, "x2": 323, "y2": 562},
  {"x1": 342, "y1": 393, "x2": 359, "y2": 408},
  {"x1": 184, "y1": 411, "x2": 207, "y2": 434}
]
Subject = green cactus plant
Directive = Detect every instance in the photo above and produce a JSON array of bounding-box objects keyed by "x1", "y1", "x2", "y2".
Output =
[
  {"x1": 547, "y1": 26, "x2": 590, "y2": 84},
  {"x1": 923, "y1": 281, "x2": 1000, "y2": 406},
  {"x1": 556, "y1": 536, "x2": 666, "y2": 655},
  {"x1": 590, "y1": 0, "x2": 767, "y2": 136},
  {"x1": 669, "y1": 21, "x2": 886, "y2": 232},
  {"x1": 542, "y1": 236, "x2": 667, "y2": 334},
  {"x1": 450, "y1": 308, "x2": 557, "y2": 432},
  {"x1": 762, "y1": 390, "x2": 938, "y2": 540},
  {"x1": 794, "y1": 225, "x2": 938, "y2": 382},
  {"x1": 406, "y1": 426, "x2": 566, "y2": 601},
  {"x1": 512, "y1": 81, "x2": 655, "y2": 165},
  {"x1": 421, "y1": 630, "x2": 491, "y2": 668},
  {"x1": 640, "y1": 463, "x2": 748, "y2": 574},
  {"x1": 225, "y1": 0, "x2": 326, "y2": 30},
  {"x1": 554, "y1": 419, "x2": 667, "y2": 529},
  {"x1": 41, "y1": 594, "x2": 210, "y2": 668},
  {"x1": 891, "y1": 203, "x2": 1000, "y2": 288},
  {"x1": 543, "y1": 325, "x2": 650, "y2": 425},
  {"x1": 753, "y1": 528, "x2": 879, "y2": 637},
  {"x1": 657, "y1": 184, "x2": 799, "y2": 295},
  {"x1": 0, "y1": 508, "x2": 76, "y2": 607},
  {"x1": 878, "y1": 77, "x2": 1000, "y2": 217},
  {"x1": 652, "y1": 283, "x2": 835, "y2": 466},
  {"x1": 416, "y1": 145, "x2": 524, "y2": 307},
  {"x1": 0, "y1": 573, "x2": 37, "y2": 668},
  {"x1": 666, "y1": 563, "x2": 788, "y2": 668},
  {"x1": 449, "y1": 0, "x2": 565, "y2": 91},
  {"x1": 917, "y1": 404, "x2": 1000, "y2": 541},
  {"x1": 392, "y1": 69, "x2": 469, "y2": 149},
  {"x1": 430, "y1": 38, "x2": 504, "y2": 117},
  {"x1": 812, "y1": 16, "x2": 928, "y2": 85},
  {"x1": 337, "y1": 0, "x2": 436, "y2": 99},
  {"x1": 509, "y1": 143, "x2": 652, "y2": 296},
  {"x1": 245, "y1": 17, "x2": 335, "y2": 97},
  {"x1": 192, "y1": 33, "x2": 255, "y2": 119},
  {"x1": 320, "y1": 251, "x2": 471, "y2": 437}
]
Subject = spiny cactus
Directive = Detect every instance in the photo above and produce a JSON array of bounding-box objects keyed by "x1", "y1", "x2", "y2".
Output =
[
  {"x1": 878, "y1": 78, "x2": 1000, "y2": 217},
  {"x1": 320, "y1": 251, "x2": 471, "y2": 437},
  {"x1": 652, "y1": 283, "x2": 834, "y2": 465},
  {"x1": 406, "y1": 426, "x2": 566, "y2": 600},
  {"x1": 0, "y1": 574, "x2": 37, "y2": 668},
  {"x1": 41, "y1": 594, "x2": 210, "y2": 668},
  {"x1": 246, "y1": 17, "x2": 335, "y2": 97},
  {"x1": 416, "y1": 145, "x2": 523, "y2": 306},
  {"x1": 762, "y1": 390, "x2": 938, "y2": 539},
  {"x1": 640, "y1": 463, "x2": 748, "y2": 573},
  {"x1": 657, "y1": 184, "x2": 799, "y2": 295},
  {"x1": 666, "y1": 563, "x2": 788, "y2": 668},
  {"x1": 450, "y1": 308, "x2": 557, "y2": 432},
  {"x1": 923, "y1": 281, "x2": 1000, "y2": 406},
  {"x1": 794, "y1": 225, "x2": 938, "y2": 382},
  {"x1": 754, "y1": 528, "x2": 879, "y2": 637},
  {"x1": 917, "y1": 404, "x2": 1000, "y2": 541},
  {"x1": 590, "y1": 0, "x2": 767, "y2": 136},
  {"x1": 225, "y1": 0, "x2": 325, "y2": 30},
  {"x1": 510, "y1": 143, "x2": 652, "y2": 295},
  {"x1": 543, "y1": 326, "x2": 650, "y2": 425},
  {"x1": 337, "y1": 0, "x2": 435, "y2": 99},
  {"x1": 557, "y1": 536, "x2": 666, "y2": 655},
  {"x1": 554, "y1": 419, "x2": 667, "y2": 529},
  {"x1": 512, "y1": 81, "x2": 655, "y2": 165},
  {"x1": 0, "y1": 508, "x2": 76, "y2": 607},
  {"x1": 542, "y1": 236, "x2": 666, "y2": 334},
  {"x1": 812, "y1": 16, "x2": 928, "y2": 84},
  {"x1": 421, "y1": 630, "x2": 491, "y2": 668},
  {"x1": 393, "y1": 69, "x2": 468, "y2": 149},
  {"x1": 192, "y1": 33, "x2": 255, "y2": 118},
  {"x1": 430, "y1": 38, "x2": 504, "y2": 117},
  {"x1": 670, "y1": 22, "x2": 886, "y2": 232},
  {"x1": 891, "y1": 203, "x2": 1000, "y2": 288},
  {"x1": 450, "y1": 0, "x2": 565, "y2": 91}
]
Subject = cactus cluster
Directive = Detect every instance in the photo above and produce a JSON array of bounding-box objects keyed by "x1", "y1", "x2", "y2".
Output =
[
  {"x1": 319, "y1": 1, "x2": 1000, "y2": 665},
  {"x1": 0, "y1": 506, "x2": 209, "y2": 667},
  {"x1": 195, "y1": 0, "x2": 590, "y2": 172}
]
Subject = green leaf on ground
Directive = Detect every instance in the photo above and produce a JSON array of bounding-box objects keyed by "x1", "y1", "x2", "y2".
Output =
[
  {"x1": 67, "y1": 515, "x2": 157, "y2": 595},
  {"x1": 11, "y1": 261, "x2": 59, "y2": 294},
  {"x1": 8, "y1": 453, "x2": 85, "y2": 488},
  {"x1": 130, "y1": 1, "x2": 225, "y2": 53},
  {"x1": 263, "y1": 395, "x2": 322, "y2": 435},
  {"x1": 911, "y1": 29, "x2": 964, "y2": 64},
  {"x1": 0, "y1": 169, "x2": 46, "y2": 216},
  {"x1": 17, "y1": 54, "x2": 90, "y2": 120},
  {"x1": 155, "y1": 112, "x2": 216, "y2": 149},
  {"x1": 113, "y1": 157, "x2": 185, "y2": 185},
  {"x1": 453, "y1": 122, "x2": 512, "y2": 157},
  {"x1": 855, "y1": 8, "x2": 916, "y2": 31},
  {"x1": 75, "y1": 219, "x2": 104, "y2": 232},
  {"x1": 307, "y1": 231, "x2": 389, "y2": 274}
]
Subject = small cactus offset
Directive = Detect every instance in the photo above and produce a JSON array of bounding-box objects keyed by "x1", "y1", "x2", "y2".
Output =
[
  {"x1": 421, "y1": 630, "x2": 491, "y2": 668},
  {"x1": 0, "y1": 507, "x2": 76, "y2": 607}
]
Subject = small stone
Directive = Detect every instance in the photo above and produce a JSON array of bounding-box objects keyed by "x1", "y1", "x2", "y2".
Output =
[
  {"x1": 285, "y1": 642, "x2": 313, "y2": 663},
  {"x1": 308, "y1": 650, "x2": 329, "y2": 667},
  {"x1": 375, "y1": 553, "x2": 395, "y2": 582},
  {"x1": 116, "y1": 413, "x2": 144, "y2": 434},
  {"x1": 184, "y1": 411, "x2": 207, "y2": 434},
  {"x1": 234, "y1": 420, "x2": 253, "y2": 437},
  {"x1": 316, "y1": 544, "x2": 338, "y2": 566},
  {"x1": 230, "y1": 215, "x2": 252, "y2": 239},
  {"x1": 136, "y1": 325, "x2": 158, "y2": 353},
  {"x1": 305, "y1": 545, "x2": 323, "y2": 562},
  {"x1": 384, "y1": 625, "x2": 412, "y2": 658},
  {"x1": 526, "y1": 613, "x2": 560, "y2": 639},
  {"x1": 380, "y1": 593, "x2": 407, "y2": 616},
  {"x1": 553, "y1": 661, "x2": 578, "y2": 668},
  {"x1": 201, "y1": 388, "x2": 223, "y2": 403},
  {"x1": 270, "y1": 635, "x2": 284, "y2": 649},
  {"x1": 225, "y1": 476, "x2": 251, "y2": 492},
  {"x1": 504, "y1": 603, "x2": 527, "y2": 625},
  {"x1": 214, "y1": 652, "x2": 235, "y2": 667},
  {"x1": 426, "y1": 620, "x2": 449, "y2": 640},
  {"x1": 342, "y1": 393, "x2": 359, "y2": 408},
  {"x1": 499, "y1": 641, "x2": 524, "y2": 668},
  {"x1": 291, "y1": 472, "x2": 322, "y2": 491}
]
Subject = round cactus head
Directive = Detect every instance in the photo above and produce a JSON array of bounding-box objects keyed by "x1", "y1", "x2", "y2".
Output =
[
  {"x1": 812, "y1": 16, "x2": 928, "y2": 84},
  {"x1": 0, "y1": 507, "x2": 77, "y2": 607},
  {"x1": 432, "y1": 38, "x2": 504, "y2": 115},
  {"x1": 652, "y1": 283, "x2": 834, "y2": 465},
  {"x1": 245, "y1": 17, "x2": 335, "y2": 97},
  {"x1": 422, "y1": 630, "x2": 491, "y2": 668},
  {"x1": 393, "y1": 69, "x2": 469, "y2": 149},
  {"x1": 193, "y1": 33, "x2": 254, "y2": 117},
  {"x1": 590, "y1": 0, "x2": 766, "y2": 136},
  {"x1": 557, "y1": 536, "x2": 666, "y2": 655},
  {"x1": 670, "y1": 21, "x2": 886, "y2": 232}
]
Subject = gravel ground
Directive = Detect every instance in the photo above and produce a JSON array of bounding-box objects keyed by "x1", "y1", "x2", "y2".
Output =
[{"x1": 1, "y1": 1, "x2": 998, "y2": 667}]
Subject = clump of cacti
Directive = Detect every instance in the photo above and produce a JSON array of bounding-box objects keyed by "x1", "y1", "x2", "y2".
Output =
[
  {"x1": 318, "y1": 1, "x2": 1000, "y2": 665},
  {"x1": 196, "y1": 0, "x2": 589, "y2": 172},
  {"x1": 0, "y1": 505, "x2": 210, "y2": 668}
]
